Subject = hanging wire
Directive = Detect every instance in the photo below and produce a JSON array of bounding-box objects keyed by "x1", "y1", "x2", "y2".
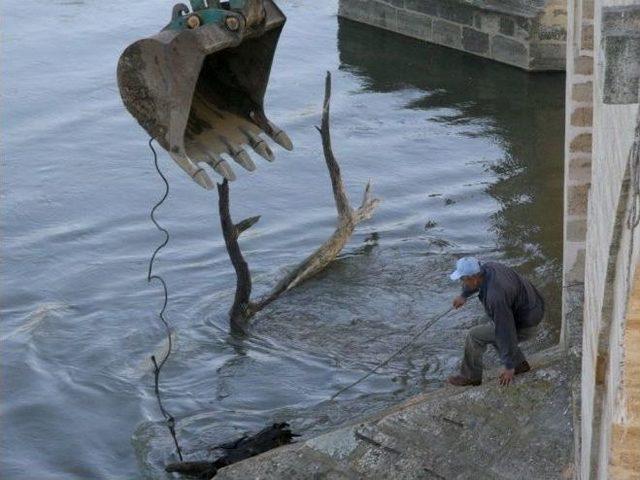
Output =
[{"x1": 147, "y1": 137, "x2": 183, "y2": 461}]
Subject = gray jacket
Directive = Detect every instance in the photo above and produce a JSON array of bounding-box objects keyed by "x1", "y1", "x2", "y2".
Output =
[{"x1": 462, "y1": 262, "x2": 545, "y2": 369}]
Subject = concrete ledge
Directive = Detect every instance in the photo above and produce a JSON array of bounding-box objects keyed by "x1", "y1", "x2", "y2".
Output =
[
  {"x1": 338, "y1": 0, "x2": 567, "y2": 71},
  {"x1": 216, "y1": 350, "x2": 574, "y2": 479}
]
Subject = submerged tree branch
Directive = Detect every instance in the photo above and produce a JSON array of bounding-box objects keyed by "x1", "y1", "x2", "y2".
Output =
[
  {"x1": 218, "y1": 71, "x2": 380, "y2": 327},
  {"x1": 217, "y1": 179, "x2": 256, "y2": 328}
]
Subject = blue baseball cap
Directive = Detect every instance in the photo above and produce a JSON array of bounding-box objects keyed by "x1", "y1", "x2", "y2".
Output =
[{"x1": 450, "y1": 257, "x2": 481, "y2": 280}]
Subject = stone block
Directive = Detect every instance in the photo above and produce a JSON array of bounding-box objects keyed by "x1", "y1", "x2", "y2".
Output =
[
  {"x1": 491, "y1": 35, "x2": 528, "y2": 68},
  {"x1": 568, "y1": 155, "x2": 592, "y2": 185},
  {"x1": 583, "y1": 0, "x2": 594, "y2": 20},
  {"x1": 405, "y1": 0, "x2": 474, "y2": 25},
  {"x1": 603, "y1": 35, "x2": 640, "y2": 104},
  {"x1": 602, "y1": 5, "x2": 640, "y2": 104},
  {"x1": 530, "y1": 42, "x2": 566, "y2": 71},
  {"x1": 432, "y1": 19, "x2": 462, "y2": 49},
  {"x1": 566, "y1": 247, "x2": 586, "y2": 282},
  {"x1": 574, "y1": 55, "x2": 593, "y2": 76},
  {"x1": 404, "y1": 0, "x2": 438, "y2": 16},
  {"x1": 571, "y1": 107, "x2": 593, "y2": 127},
  {"x1": 566, "y1": 218, "x2": 588, "y2": 242},
  {"x1": 374, "y1": 0, "x2": 399, "y2": 30},
  {"x1": 499, "y1": 16, "x2": 515, "y2": 36},
  {"x1": 569, "y1": 133, "x2": 593, "y2": 154},
  {"x1": 538, "y1": 24, "x2": 566, "y2": 41},
  {"x1": 581, "y1": 23, "x2": 594, "y2": 51},
  {"x1": 571, "y1": 81, "x2": 593, "y2": 103},
  {"x1": 602, "y1": 4, "x2": 640, "y2": 32},
  {"x1": 473, "y1": 13, "x2": 481, "y2": 29},
  {"x1": 475, "y1": 12, "x2": 500, "y2": 33},
  {"x1": 437, "y1": 1, "x2": 474, "y2": 26},
  {"x1": 339, "y1": 0, "x2": 398, "y2": 30},
  {"x1": 610, "y1": 424, "x2": 640, "y2": 479},
  {"x1": 513, "y1": 17, "x2": 531, "y2": 41},
  {"x1": 567, "y1": 184, "x2": 590, "y2": 216},
  {"x1": 338, "y1": 0, "x2": 369, "y2": 21},
  {"x1": 397, "y1": 9, "x2": 432, "y2": 40},
  {"x1": 462, "y1": 27, "x2": 489, "y2": 54}
]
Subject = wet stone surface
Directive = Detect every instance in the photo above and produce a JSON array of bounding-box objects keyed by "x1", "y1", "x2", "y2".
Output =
[{"x1": 216, "y1": 353, "x2": 574, "y2": 479}]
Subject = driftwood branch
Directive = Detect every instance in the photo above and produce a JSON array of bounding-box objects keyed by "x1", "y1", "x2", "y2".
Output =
[
  {"x1": 165, "y1": 423, "x2": 297, "y2": 479},
  {"x1": 218, "y1": 71, "x2": 379, "y2": 327},
  {"x1": 217, "y1": 180, "x2": 255, "y2": 328}
]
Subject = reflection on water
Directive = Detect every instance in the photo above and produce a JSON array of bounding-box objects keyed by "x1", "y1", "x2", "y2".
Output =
[
  {"x1": 2, "y1": 2, "x2": 564, "y2": 478},
  {"x1": 338, "y1": 17, "x2": 565, "y2": 313}
]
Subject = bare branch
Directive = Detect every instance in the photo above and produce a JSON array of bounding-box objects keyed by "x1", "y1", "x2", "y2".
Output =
[
  {"x1": 235, "y1": 216, "x2": 261, "y2": 235},
  {"x1": 319, "y1": 71, "x2": 353, "y2": 222},
  {"x1": 217, "y1": 72, "x2": 380, "y2": 327},
  {"x1": 217, "y1": 180, "x2": 253, "y2": 327},
  {"x1": 354, "y1": 180, "x2": 380, "y2": 223}
]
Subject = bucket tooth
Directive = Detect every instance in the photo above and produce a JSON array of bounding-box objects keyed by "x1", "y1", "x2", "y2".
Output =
[
  {"x1": 188, "y1": 141, "x2": 236, "y2": 181},
  {"x1": 269, "y1": 124, "x2": 293, "y2": 151},
  {"x1": 231, "y1": 148, "x2": 256, "y2": 172},
  {"x1": 219, "y1": 136, "x2": 256, "y2": 172},
  {"x1": 243, "y1": 129, "x2": 275, "y2": 162},
  {"x1": 249, "y1": 111, "x2": 293, "y2": 151},
  {"x1": 207, "y1": 155, "x2": 236, "y2": 182},
  {"x1": 191, "y1": 167, "x2": 215, "y2": 189}
]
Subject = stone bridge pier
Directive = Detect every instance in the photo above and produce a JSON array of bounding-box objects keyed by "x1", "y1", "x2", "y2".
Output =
[{"x1": 338, "y1": 0, "x2": 568, "y2": 70}]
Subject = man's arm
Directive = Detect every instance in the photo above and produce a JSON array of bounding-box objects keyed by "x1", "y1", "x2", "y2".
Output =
[
  {"x1": 461, "y1": 284, "x2": 479, "y2": 299},
  {"x1": 453, "y1": 284, "x2": 479, "y2": 309}
]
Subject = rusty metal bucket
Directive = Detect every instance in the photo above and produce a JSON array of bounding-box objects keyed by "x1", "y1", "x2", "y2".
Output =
[{"x1": 117, "y1": 1, "x2": 292, "y2": 188}]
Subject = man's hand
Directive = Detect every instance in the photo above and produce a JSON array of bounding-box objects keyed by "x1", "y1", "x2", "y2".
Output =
[
  {"x1": 453, "y1": 296, "x2": 466, "y2": 309},
  {"x1": 499, "y1": 368, "x2": 515, "y2": 386}
]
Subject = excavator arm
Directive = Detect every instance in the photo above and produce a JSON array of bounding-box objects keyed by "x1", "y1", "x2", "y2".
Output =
[{"x1": 117, "y1": 0, "x2": 292, "y2": 188}]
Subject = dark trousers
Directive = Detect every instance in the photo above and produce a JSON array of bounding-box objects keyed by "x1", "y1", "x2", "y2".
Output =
[
  {"x1": 459, "y1": 304, "x2": 544, "y2": 381},
  {"x1": 460, "y1": 323, "x2": 539, "y2": 381}
]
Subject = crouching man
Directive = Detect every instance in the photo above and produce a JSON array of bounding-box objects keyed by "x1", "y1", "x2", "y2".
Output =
[{"x1": 447, "y1": 257, "x2": 545, "y2": 387}]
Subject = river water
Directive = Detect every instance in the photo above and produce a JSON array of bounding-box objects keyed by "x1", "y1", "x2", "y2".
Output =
[{"x1": 1, "y1": 1, "x2": 565, "y2": 478}]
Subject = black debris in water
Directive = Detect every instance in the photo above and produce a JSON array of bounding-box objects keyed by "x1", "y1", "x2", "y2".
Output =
[{"x1": 165, "y1": 423, "x2": 298, "y2": 479}]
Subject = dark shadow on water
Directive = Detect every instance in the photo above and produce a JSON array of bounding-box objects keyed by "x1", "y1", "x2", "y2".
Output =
[{"x1": 337, "y1": 18, "x2": 565, "y2": 327}]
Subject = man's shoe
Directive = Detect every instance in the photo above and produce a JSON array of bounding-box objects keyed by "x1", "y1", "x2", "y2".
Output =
[
  {"x1": 447, "y1": 375, "x2": 481, "y2": 387},
  {"x1": 515, "y1": 361, "x2": 531, "y2": 375}
]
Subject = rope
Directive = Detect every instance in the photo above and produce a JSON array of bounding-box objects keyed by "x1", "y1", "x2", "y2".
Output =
[
  {"x1": 330, "y1": 296, "x2": 476, "y2": 401},
  {"x1": 147, "y1": 138, "x2": 183, "y2": 461}
]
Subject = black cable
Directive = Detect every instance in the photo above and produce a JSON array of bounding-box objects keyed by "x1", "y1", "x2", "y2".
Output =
[
  {"x1": 147, "y1": 138, "x2": 183, "y2": 461},
  {"x1": 330, "y1": 296, "x2": 476, "y2": 401}
]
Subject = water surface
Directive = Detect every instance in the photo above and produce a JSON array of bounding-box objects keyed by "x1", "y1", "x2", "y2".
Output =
[{"x1": 2, "y1": 1, "x2": 564, "y2": 478}]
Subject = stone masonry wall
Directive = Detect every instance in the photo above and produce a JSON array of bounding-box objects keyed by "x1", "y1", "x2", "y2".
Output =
[
  {"x1": 560, "y1": 1, "x2": 594, "y2": 474},
  {"x1": 562, "y1": 0, "x2": 640, "y2": 478},
  {"x1": 609, "y1": 264, "x2": 640, "y2": 478},
  {"x1": 338, "y1": 0, "x2": 567, "y2": 70}
]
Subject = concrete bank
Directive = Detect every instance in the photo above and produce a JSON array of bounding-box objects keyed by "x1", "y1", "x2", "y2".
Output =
[
  {"x1": 215, "y1": 348, "x2": 574, "y2": 479},
  {"x1": 337, "y1": 0, "x2": 567, "y2": 71}
]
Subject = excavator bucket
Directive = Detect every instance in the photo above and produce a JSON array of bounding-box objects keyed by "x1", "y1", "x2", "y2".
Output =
[{"x1": 117, "y1": 0, "x2": 292, "y2": 189}]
